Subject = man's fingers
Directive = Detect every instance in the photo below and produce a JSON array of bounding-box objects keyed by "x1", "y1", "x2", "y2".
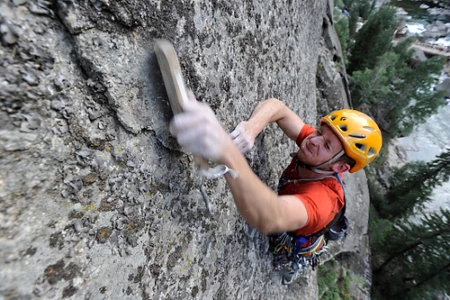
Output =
[
  {"x1": 230, "y1": 128, "x2": 254, "y2": 153},
  {"x1": 234, "y1": 139, "x2": 250, "y2": 154},
  {"x1": 169, "y1": 119, "x2": 178, "y2": 136},
  {"x1": 237, "y1": 144, "x2": 247, "y2": 154},
  {"x1": 183, "y1": 91, "x2": 214, "y2": 115},
  {"x1": 230, "y1": 123, "x2": 245, "y2": 139},
  {"x1": 173, "y1": 126, "x2": 223, "y2": 161},
  {"x1": 232, "y1": 135, "x2": 245, "y2": 147},
  {"x1": 229, "y1": 128, "x2": 240, "y2": 139},
  {"x1": 234, "y1": 138, "x2": 243, "y2": 149},
  {"x1": 186, "y1": 90, "x2": 197, "y2": 102},
  {"x1": 180, "y1": 99, "x2": 200, "y2": 112},
  {"x1": 168, "y1": 91, "x2": 229, "y2": 162},
  {"x1": 176, "y1": 125, "x2": 205, "y2": 147},
  {"x1": 169, "y1": 113, "x2": 201, "y2": 136}
]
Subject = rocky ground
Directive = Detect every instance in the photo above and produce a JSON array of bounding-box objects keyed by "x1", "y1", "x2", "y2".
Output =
[{"x1": 0, "y1": 0, "x2": 371, "y2": 299}]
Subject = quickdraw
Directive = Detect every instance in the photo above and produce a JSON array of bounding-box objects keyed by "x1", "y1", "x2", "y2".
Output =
[
  {"x1": 154, "y1": 40, "x2": 238, "y2": 214},
  {"x1": 198, "y1": 164, "x2": 238, "y2": 180},
  {"x1": 197, "y1": 164, "x2": 238, "y2": 214}
]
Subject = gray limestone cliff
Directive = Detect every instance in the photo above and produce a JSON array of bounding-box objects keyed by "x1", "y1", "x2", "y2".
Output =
[{"x1": 0, "y1": 0, "x2": 370, "y2": 299}]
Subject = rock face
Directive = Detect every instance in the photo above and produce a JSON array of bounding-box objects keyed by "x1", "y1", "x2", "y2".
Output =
[
  {"x1": 0, "y1": 1, "x2": 369, "y2": 299},
  {"x1": 423, "y1": 20, "x2": 450, "y2": 39},
  {"x1": 437, "y1": 78, "x2": 450, "y2": 98},
  {"x1": 316, "y1": 16, "x2": 352, "y2": 118}
]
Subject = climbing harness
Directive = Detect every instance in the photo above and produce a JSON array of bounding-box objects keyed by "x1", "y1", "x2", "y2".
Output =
[
  {"x1": 270, "y1": 232, "x2": 327, "y2": 285},
  {"x1": 271, "y1": 169, "x2": 348, "y2": 285},
  {"x1": 154, "y1": 39, "x2": 238, "y2": 214}
]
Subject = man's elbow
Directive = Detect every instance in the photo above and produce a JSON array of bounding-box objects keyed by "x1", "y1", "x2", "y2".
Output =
[
  {"x1": 257, "y1": 221, "x2": 283, "y2": 236},
  {"x1": 266, "y1": 98, "x2": 283, "y2": 108},
  {"x1": 258, "y1": 226, "x2": 273, "y2": 236}
]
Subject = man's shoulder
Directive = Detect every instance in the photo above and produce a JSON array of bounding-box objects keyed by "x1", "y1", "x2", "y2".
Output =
[
  {"x1": 279, "y1": 177, "x2": 331, "y2": 194},
  {"x1": 302, "y1": 124, "x2": 316, "y2": 135},
  {"x1": 295, "y1": 124, "x2": 316, "y2": 146},
  {"x1": 280, "y1": 176, "x2": 344, "y2": 203},
  {"x1": 290, "y1": 179, "x2": 344, "y2": 236}
]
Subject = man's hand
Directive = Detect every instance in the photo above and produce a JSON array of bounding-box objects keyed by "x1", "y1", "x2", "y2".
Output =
[
  {"x1": 169, "y1": 93, "x2": 230, "y2": 162},
  {"x1": 229, "y1": 121, "x2": 256, "y2": 154}
]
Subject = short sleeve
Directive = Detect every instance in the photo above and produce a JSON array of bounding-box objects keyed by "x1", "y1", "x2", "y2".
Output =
[
  {"x1": 295, "y1": 124, "x2": 316, "y2": 147},
  {"x1": 292, "y1": 179, "x2": 344, "y2": 236}
]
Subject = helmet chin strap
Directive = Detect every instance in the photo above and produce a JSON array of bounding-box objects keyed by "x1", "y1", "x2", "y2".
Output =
[{"x1": 294, "y1": 150, "x2": 346, "y2": 175}]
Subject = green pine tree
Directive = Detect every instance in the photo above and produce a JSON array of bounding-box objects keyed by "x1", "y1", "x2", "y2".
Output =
[
  {"x1": 382, "y1": 148, "x2": 450, "y2": 219},
  {"x1": 334, "y1": 10, "x2": 350, "y2": 55},
  {"x1": 347, "y1": 5, "x2": 397, "y2": 74},
  {"x1": 357, "y1": 0, "x2": 376, "y2": 20},
  {"x1": 341, "y1": 0, "x2": 376, "y2": 44},
  {"x1": 384, "y1": 40, "x2": 447, "y2": 137},
  {"x1": 372, "y1": 209, "x2": 450, "y2": 299},
  {"x1": 350, "y1": 38, "x2": 446, "y2": 141},
  {"x1": 350, "y1": 51, "x2": 398, "y2": 108},
  {"x1": 347, "y1": 4, "x2": 359, "y2": 40}
]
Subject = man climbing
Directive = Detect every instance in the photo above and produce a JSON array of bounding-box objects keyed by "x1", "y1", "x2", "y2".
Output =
[{"x1": 169, "y1": 95, "x2": 382, "y2": 283}]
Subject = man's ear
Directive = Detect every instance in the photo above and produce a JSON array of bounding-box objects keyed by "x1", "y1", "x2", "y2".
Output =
[{"x1": 331, "y1": 163, "x2": 351, "y2": 173}]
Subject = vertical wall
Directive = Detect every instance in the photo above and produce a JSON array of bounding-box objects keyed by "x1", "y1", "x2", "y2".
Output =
[{"x1": 0, "y1": 1, "x2": 369, "y2": 299}]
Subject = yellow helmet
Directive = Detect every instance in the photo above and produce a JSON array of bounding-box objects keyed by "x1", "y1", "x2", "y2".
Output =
[{"x1": 320, "y1": 109, "x2": 382, "y2": 173}]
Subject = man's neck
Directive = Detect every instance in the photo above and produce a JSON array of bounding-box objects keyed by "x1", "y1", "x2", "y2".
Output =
[
  {"x1": 296, "y1": 164, "x2": 333, "y2": 179},
  {"x1": 294, "y1": 153, "x2": 336, "y2": 178}
]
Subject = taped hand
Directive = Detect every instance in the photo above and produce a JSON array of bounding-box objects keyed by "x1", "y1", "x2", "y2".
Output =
[
  {"x1": 169, "y1": 93, "x2": 230, "y2": 162},
  {"x1": 229, "y1": 121, "x2": 256, "y2": 154}
]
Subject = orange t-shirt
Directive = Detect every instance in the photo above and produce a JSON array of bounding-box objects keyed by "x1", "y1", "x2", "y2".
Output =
[{"x1": 278, "y1": 124, "x2": 345, "y2": 236}]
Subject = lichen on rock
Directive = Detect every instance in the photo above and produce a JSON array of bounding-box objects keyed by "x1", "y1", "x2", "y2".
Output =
[{"x1": 0, "y1": 1, "x2": 370, "y2": 299}]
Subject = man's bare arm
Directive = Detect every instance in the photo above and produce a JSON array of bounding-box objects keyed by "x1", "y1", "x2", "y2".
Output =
[
  {"x1": 220, "y1": 140, "x2": 308, "y2": 234},
  {"x1": 170, "y1": 98, "x2": 308, "y2": 234},
  {"x1": 231, "y1": 98, "x2": 305, "y2": 152}
]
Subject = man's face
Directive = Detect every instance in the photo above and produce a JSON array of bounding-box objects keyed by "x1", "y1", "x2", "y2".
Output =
[{"x1": 297, "y1": 124, "x2": 344, "y2": 168}]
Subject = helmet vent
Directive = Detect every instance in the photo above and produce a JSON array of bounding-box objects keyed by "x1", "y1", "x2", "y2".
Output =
[
  {"x1": 339, "y1": 125, "x2": 347, "y2": 131},
  {"x1": 349, "y1": 133, "x2": 366, "y2": 138},
  {"x1": 363, "y1": 126, "x2": 375, "y2": 131},
  {"x1": 355, "y1": 143, "x2": 366, "y2": 152},
  {"x1": 368, "y1": 148, "x2": 375, "y2": 157},
  {"x1": 330, "y1": 115, "x2": 337, "y2": 121}
]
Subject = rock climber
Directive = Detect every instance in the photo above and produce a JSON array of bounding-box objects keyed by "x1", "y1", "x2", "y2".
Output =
[{"x1": 169, "y1": 94, "x2": 382, "y2": 237}]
